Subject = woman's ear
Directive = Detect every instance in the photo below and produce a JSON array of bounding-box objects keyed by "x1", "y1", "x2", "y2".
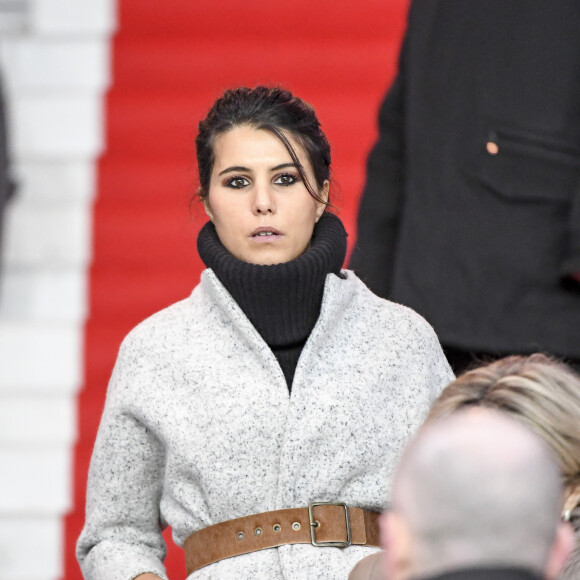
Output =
[
  {"x1": 315, "y1": 180, "x2": 330, "y2": 222},
  {"x1": 201, "y1": 190, "x2": 214, "y2": 221}
]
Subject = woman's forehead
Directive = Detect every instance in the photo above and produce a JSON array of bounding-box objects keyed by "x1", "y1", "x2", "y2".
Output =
[{"x1": 212, "y1": 126, "x2": 309, "y2": 171}]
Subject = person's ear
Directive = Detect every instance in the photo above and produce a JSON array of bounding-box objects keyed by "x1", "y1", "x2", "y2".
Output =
[
  {"x1": 201, "y1": 190, "x2": 214, "y2": 221},
  {"x1": 380, "y1": 511, "x2": 413, "y2": 580},
  {"x1": 315, "y1": 180, "x2": 330, "y2": 222},
  {"x1": 544, "y1": 521, "x2": 575, "y2": 580},
  {"x1": 563, "y1": 484, "x2": 580, "y2": 521}
]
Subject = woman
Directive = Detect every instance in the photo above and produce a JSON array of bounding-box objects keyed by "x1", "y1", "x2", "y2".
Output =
[
  {"x1": 350, "y1": 353, "x2": 580, "y2": 580},
  {"x1": 77, "y1": 86, "x2": 453, "y2": 580}
]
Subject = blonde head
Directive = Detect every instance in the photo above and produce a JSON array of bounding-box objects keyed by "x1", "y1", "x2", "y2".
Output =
[{"x1": 427, "y1": 354, "x2": 580, "y2": 492}]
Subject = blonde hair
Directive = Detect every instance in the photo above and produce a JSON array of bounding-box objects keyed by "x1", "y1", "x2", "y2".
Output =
[{"x1": 427, "y1": 354, "x2": 580, "y2": 490}]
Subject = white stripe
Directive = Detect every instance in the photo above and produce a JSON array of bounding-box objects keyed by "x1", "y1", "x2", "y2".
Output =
[{"x1": 0, "y1": 1, "x2": 115, "y2": 578}]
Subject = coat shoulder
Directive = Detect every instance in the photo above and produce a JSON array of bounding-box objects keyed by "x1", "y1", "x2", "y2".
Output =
[
  {"x1": 345, "y1": 270, "x2": 438, "y2": 334},
  {"x1": 118, "y1": 287, "x2": 204, "y2": 359}
]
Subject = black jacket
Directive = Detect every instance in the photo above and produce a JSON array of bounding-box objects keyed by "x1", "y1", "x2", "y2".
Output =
[
  {"x1": 416, "y1": 568, "x2": 543, "y2": 580},
  {"x1": 350, "y1": 0, "x2": 580, "y2": 358}
]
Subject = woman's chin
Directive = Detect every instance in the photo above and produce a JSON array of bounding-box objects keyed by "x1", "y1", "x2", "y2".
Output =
[
  {"x1": 240, "y1": 248, "x2": 299, "y2": 266},
  {"x1": 246, "y1": 255, "x2": 286, "y2": 266}
]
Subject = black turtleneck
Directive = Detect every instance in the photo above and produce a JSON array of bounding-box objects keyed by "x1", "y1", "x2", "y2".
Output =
[{"x1": 197, "y1": 212, "x2": 347, "y2": 390}]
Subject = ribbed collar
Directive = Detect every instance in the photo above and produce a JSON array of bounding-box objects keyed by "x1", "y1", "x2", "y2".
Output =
[{"x1": 197, "y1": 212, "x2": 347, "y2": 350}]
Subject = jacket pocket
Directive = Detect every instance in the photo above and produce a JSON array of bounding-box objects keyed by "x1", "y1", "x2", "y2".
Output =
[{"x1": 472, "y1": 125, "x2": 580, "y2": 204}]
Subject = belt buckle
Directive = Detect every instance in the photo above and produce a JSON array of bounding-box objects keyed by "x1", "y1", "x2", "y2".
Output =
[{"x1": 308, "y1": 501, "x2": 351, "y2": 548}]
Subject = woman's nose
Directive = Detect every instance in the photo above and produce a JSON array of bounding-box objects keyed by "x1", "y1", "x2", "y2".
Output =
[{"x1": 252, "y1": 184, "x2": 276, "y2": 214}]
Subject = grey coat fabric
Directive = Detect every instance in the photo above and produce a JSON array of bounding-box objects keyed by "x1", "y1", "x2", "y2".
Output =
[{"x1": 77, "y1": 269, "x2": 453, "y2": 580}]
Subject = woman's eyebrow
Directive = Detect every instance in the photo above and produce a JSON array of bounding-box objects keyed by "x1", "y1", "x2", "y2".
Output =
[
  {"x1": 218, "y1": 162, "x2": 298, "y2": 177},
  {"x1": 218, "y1": 166, "x2": 250, "y2": 176},
  {"x1": 271, "y1": 163, "x2": 297, "y2": 171}
]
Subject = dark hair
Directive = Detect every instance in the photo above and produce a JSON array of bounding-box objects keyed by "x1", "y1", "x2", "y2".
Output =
[{"x1": 196, "y1": 86, "x2": 331, "y2": 205}]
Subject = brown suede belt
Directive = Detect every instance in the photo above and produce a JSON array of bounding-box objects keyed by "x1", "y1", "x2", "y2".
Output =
[{"x1": 184, "y1": 502, "x2": 381, "y2": 574}]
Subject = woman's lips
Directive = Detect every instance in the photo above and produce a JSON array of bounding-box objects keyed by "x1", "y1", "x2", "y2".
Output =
[{"x1": 250, "y1": 226, "x2": 283, "y2": 241}]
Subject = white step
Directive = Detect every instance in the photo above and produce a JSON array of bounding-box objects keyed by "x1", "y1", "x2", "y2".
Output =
[
  {"x1": 0, "y1": 321, "x2": 82, "y2": 393},
  {"x1": 3, "y1": 200, "x2": 91, "y2": 268},
  {"x1": 30, "y1": 0, "x2": 116, "y2": 36},
  {"x1": 0, "y1": 447, "x2": 72, "y2": 515},
  {"x1": 0, "y1": 517, "x2": 63, "y2": 580},
  {"x1": 0, "y1": 38, "x2": 111, "y2": 91},
  {"x1": 0, "y1": 394, "x2": 76, "y2": 445},
  {"x1": 14, "y1": 160, "x2": 96, "y2": 203},
  {"x1": 0, "y1": 267, "x2": 87, "y2": 323},
  {"x1": 10, "y1": 93, "x2": 104, "y2": 159}
]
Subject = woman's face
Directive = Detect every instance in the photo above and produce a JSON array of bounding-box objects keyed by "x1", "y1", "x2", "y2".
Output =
[{"x1": 204, "y1": 125, "x2": 328, "y2": 265}]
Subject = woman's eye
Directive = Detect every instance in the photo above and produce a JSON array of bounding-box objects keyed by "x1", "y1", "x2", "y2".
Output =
[
  {"x1": 226, "y1": 176, "x2": 250, "y2": 189},
  {"x1": 274, "y1": 173, "x2": 298, "y2": 186}
]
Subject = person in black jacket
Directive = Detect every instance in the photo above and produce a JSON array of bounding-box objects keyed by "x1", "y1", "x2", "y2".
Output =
[{"x1": 350, "y1": 0, "x2": 580, "y2": 373}]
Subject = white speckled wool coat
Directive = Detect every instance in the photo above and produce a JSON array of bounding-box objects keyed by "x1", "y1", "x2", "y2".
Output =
[{"x1": 77, "y1": 269, "x2": 454, "y2": 580}]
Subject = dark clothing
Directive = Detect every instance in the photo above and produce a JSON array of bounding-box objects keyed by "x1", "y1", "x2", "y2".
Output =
[
  {"x1": 350, "y1": 0, "x2": 580, "y2": 360},
  {"x1": 197, "y1": 212, "x2": 347, "y2": 388},
  {"x1": 442, "y1": 345, "x2": 504, "y2": 375},
  {"x1": 0, "y1": 71, "x2": 15, "y2": 264},
  {"x1": 415, "y1": 567, "x2": 543, "y2": 580},
  {"x1": 443, "y1": 345, "x2": 580, "y2": 376}
]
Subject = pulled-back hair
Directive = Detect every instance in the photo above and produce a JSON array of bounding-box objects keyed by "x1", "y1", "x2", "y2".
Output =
[
  {"x1": 196, "y1": 86, "x2": 331, "y2": 205},
  {"x1": 427, "y1": 354, "x2": 580, "y2": 489}
]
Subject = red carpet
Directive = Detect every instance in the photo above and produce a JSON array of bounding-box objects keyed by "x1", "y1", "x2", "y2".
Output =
[{"x1": 63, "y1": 1, "x2": 409, "y2": 577}]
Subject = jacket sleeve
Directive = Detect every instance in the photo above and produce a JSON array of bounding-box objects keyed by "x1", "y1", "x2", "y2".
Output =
[
  {"x1": 348, "y1": 30, "x2": 408, "y2": 298},
  {"x1": 76, "y1": 337, "x2": 169, "y2": 580}
]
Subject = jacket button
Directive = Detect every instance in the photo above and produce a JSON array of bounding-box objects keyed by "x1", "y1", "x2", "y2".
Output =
[{"x1": 486, "y1": 141, "x2": 499, "y2": 155}]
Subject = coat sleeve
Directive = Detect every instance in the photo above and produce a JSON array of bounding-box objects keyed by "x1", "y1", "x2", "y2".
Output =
[
  {"x1": 76, "y1": 337, "x2": 169, "y2": 580},
  {"x1": 348, "y1": 29, "x2": 408, "y2": 298}
]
